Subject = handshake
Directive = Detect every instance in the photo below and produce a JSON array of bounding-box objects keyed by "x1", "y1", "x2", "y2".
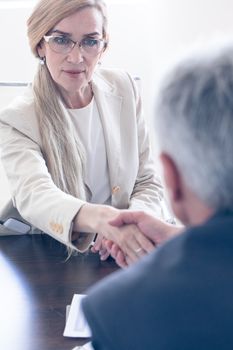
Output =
[{"x1": 84, "y1": 206, "x2": 183, "y2": 267}]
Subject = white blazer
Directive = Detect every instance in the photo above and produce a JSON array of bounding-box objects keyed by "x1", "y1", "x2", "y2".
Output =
[{"x1": 0, "y1": 68, "x2": 164, "y2": 252}]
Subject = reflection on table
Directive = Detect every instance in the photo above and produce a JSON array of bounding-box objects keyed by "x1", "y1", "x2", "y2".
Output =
[{"x1": 0, "y1": 234, "x2": 118, "y2": 350}]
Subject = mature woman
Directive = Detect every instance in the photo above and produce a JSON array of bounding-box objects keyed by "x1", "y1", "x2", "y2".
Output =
[{"x1": 0, "y1": 0, "x2": 166, "y2": 261}]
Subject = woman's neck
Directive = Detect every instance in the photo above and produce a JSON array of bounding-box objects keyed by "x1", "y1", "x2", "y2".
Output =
[{"x1": 60, "y1": 83, "x2": 93, "y2": 109}]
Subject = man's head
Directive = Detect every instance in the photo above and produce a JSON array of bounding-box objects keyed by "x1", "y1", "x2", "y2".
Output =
[{"x1": 156, "y1": 44, "x2": 233, "y2": 225}]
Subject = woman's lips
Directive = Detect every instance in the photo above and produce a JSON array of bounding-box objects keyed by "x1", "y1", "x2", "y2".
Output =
[
  {"x1": 63, "y1": 69, "x2": 85, "y2": 79},
  {"x1": 63, "y1": 70, "x2": 85, "y2": 77}
]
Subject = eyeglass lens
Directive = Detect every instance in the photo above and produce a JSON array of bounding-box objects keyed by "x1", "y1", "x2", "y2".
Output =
[{"x1": 46, "y1": 36, "x2": 105, "y2": 55}]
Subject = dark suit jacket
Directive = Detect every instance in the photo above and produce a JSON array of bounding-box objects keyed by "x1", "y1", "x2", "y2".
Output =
[{"x1": 82, "y1": 210, "x2": 233, "y2": 350}]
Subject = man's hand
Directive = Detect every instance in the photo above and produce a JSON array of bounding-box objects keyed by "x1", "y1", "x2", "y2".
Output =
[
  {"x1": 105, "y1": 211, "x2": 183, "y2": 267},
  {"x1": 110, "y1": 210, "x2": 182, "y2": 246}
]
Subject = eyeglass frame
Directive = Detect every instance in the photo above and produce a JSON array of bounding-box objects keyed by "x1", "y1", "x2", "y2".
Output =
[{"x1": 43, "y1": 35, "x2": 107, "y2": 55}]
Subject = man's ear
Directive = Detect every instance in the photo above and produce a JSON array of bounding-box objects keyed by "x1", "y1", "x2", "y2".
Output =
[{"x1": 160, "y1": 152, "x2": 183, "y2": 203}]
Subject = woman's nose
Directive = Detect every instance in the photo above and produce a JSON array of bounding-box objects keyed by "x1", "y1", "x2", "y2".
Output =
[{"x1": 66, "y1": 44, "x2": 83, "y2": 64}]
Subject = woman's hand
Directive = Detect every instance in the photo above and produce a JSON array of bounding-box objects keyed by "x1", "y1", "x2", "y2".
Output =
[
  {"x1": 91, "y1": 234, "x2": 110, "y2": 261},
  {"x1": 103, "y1": 239, "x2": 128, "y2": 267}
]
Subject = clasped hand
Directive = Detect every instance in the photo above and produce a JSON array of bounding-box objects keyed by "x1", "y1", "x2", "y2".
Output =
[
  {"x1": 74, "y1": 204, "x2": 181, "y2": 268},
  {"x1": 91, "y1": 222, "x2": 155, "y2": 265},
  {"x1": 92, "y1": 210, "x2": 182, "y2": 267}
]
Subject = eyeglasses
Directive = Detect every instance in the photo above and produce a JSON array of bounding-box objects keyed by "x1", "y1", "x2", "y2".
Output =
[{"x1": 43, "y1": 35, "x2": 106, "y2": 56}]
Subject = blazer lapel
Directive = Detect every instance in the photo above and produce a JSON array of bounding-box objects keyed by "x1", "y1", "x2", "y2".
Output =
[{"x1": 91, "y1": 76, "x2": 122, "y2": 192}]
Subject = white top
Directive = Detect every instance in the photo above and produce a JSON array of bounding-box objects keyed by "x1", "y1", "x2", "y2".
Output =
[{"x1": 69, "y1": 99, "x2": 111, "y2": 205}]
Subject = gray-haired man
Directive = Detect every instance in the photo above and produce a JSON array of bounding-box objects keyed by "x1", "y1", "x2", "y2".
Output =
[{"x1": 82, "y1": 44, "x2": 233, "y2": 350}]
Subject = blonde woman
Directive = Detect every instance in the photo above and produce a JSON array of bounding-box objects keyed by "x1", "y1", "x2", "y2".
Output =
[{"x1": 0, "y1": 0, "x2": 168, "y2": 262}]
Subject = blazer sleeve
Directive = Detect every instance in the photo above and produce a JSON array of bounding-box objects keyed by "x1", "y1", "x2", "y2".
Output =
[
  {"x1": 0, "y1": 120, "x2": 95, "y2": 252},
  {"x1": 126, "y1": 74, "x2": 165, "y2": 217}
]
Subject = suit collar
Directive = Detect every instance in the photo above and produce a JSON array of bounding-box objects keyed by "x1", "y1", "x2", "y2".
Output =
[
  {"x1": 91, "y1": 73, "x2": 123, "y2": 199},
  {"x1": 91, "y1": 70, "x2": 123, "y2": 97}
]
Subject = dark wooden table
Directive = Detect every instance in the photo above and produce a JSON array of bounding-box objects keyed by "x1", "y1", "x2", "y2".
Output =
[{"x1": 0, "y1": 234, "x2": 119, "y2": 350}]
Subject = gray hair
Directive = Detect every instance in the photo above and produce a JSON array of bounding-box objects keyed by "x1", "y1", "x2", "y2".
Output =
[{"x1": 155, "y1": 44, "x2": 233, "y2": 210}]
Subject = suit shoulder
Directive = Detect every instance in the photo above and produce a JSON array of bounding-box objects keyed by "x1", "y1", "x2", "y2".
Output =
[
  {"x1": 83, "y1": 230, "x2": 195, "y2": 313},
  {"x1": 0, "y1": 86, "x2": 41, "y2": 143},
  {"x1": 0, "y1": 86, "x2": 35, "y2": 125},
  {"x1": 84, "y1": 250, "x2": 162, "y2": 311}
]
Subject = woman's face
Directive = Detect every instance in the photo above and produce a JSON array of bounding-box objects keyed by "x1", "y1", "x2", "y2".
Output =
[{"x1": 38, "y1": 7, "x2": 105, "y2": 100}]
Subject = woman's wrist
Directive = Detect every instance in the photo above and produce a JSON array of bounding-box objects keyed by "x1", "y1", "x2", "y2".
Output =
[
  {"x1": 73, "y1": 203, "x2": 119, "y2": 235},
  {"x1": 73, "y1": 203, "x2": 97, "y2": 233}
]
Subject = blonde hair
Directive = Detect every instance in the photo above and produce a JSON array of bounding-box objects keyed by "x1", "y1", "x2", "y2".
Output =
[{"x1": 27, "y1": 0, "x2": 108, "y2": 198}]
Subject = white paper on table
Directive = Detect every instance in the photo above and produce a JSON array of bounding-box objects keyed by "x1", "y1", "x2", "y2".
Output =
[
  {"x1": 71, "y1": 342, "x2": 94, "y2": 350},
  {"x1": 63, "y1": 294, "x2": 92, "y2": 338}
]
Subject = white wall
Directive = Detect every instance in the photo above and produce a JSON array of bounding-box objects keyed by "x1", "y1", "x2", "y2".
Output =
[
  {"x1": 1, "y1": 0, "x2": 233, "y2": 206},
  {"x1": 2, "y1": 0, "x2": 233, "y2": 110}
]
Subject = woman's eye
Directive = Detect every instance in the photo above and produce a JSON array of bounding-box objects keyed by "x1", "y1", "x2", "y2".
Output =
[
  {"x1": 82, "y1": 38, "x2": 98, "y2": 47},
  {"x1": 53, "y1": 36, "x2": 70, "y2": 46}
]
